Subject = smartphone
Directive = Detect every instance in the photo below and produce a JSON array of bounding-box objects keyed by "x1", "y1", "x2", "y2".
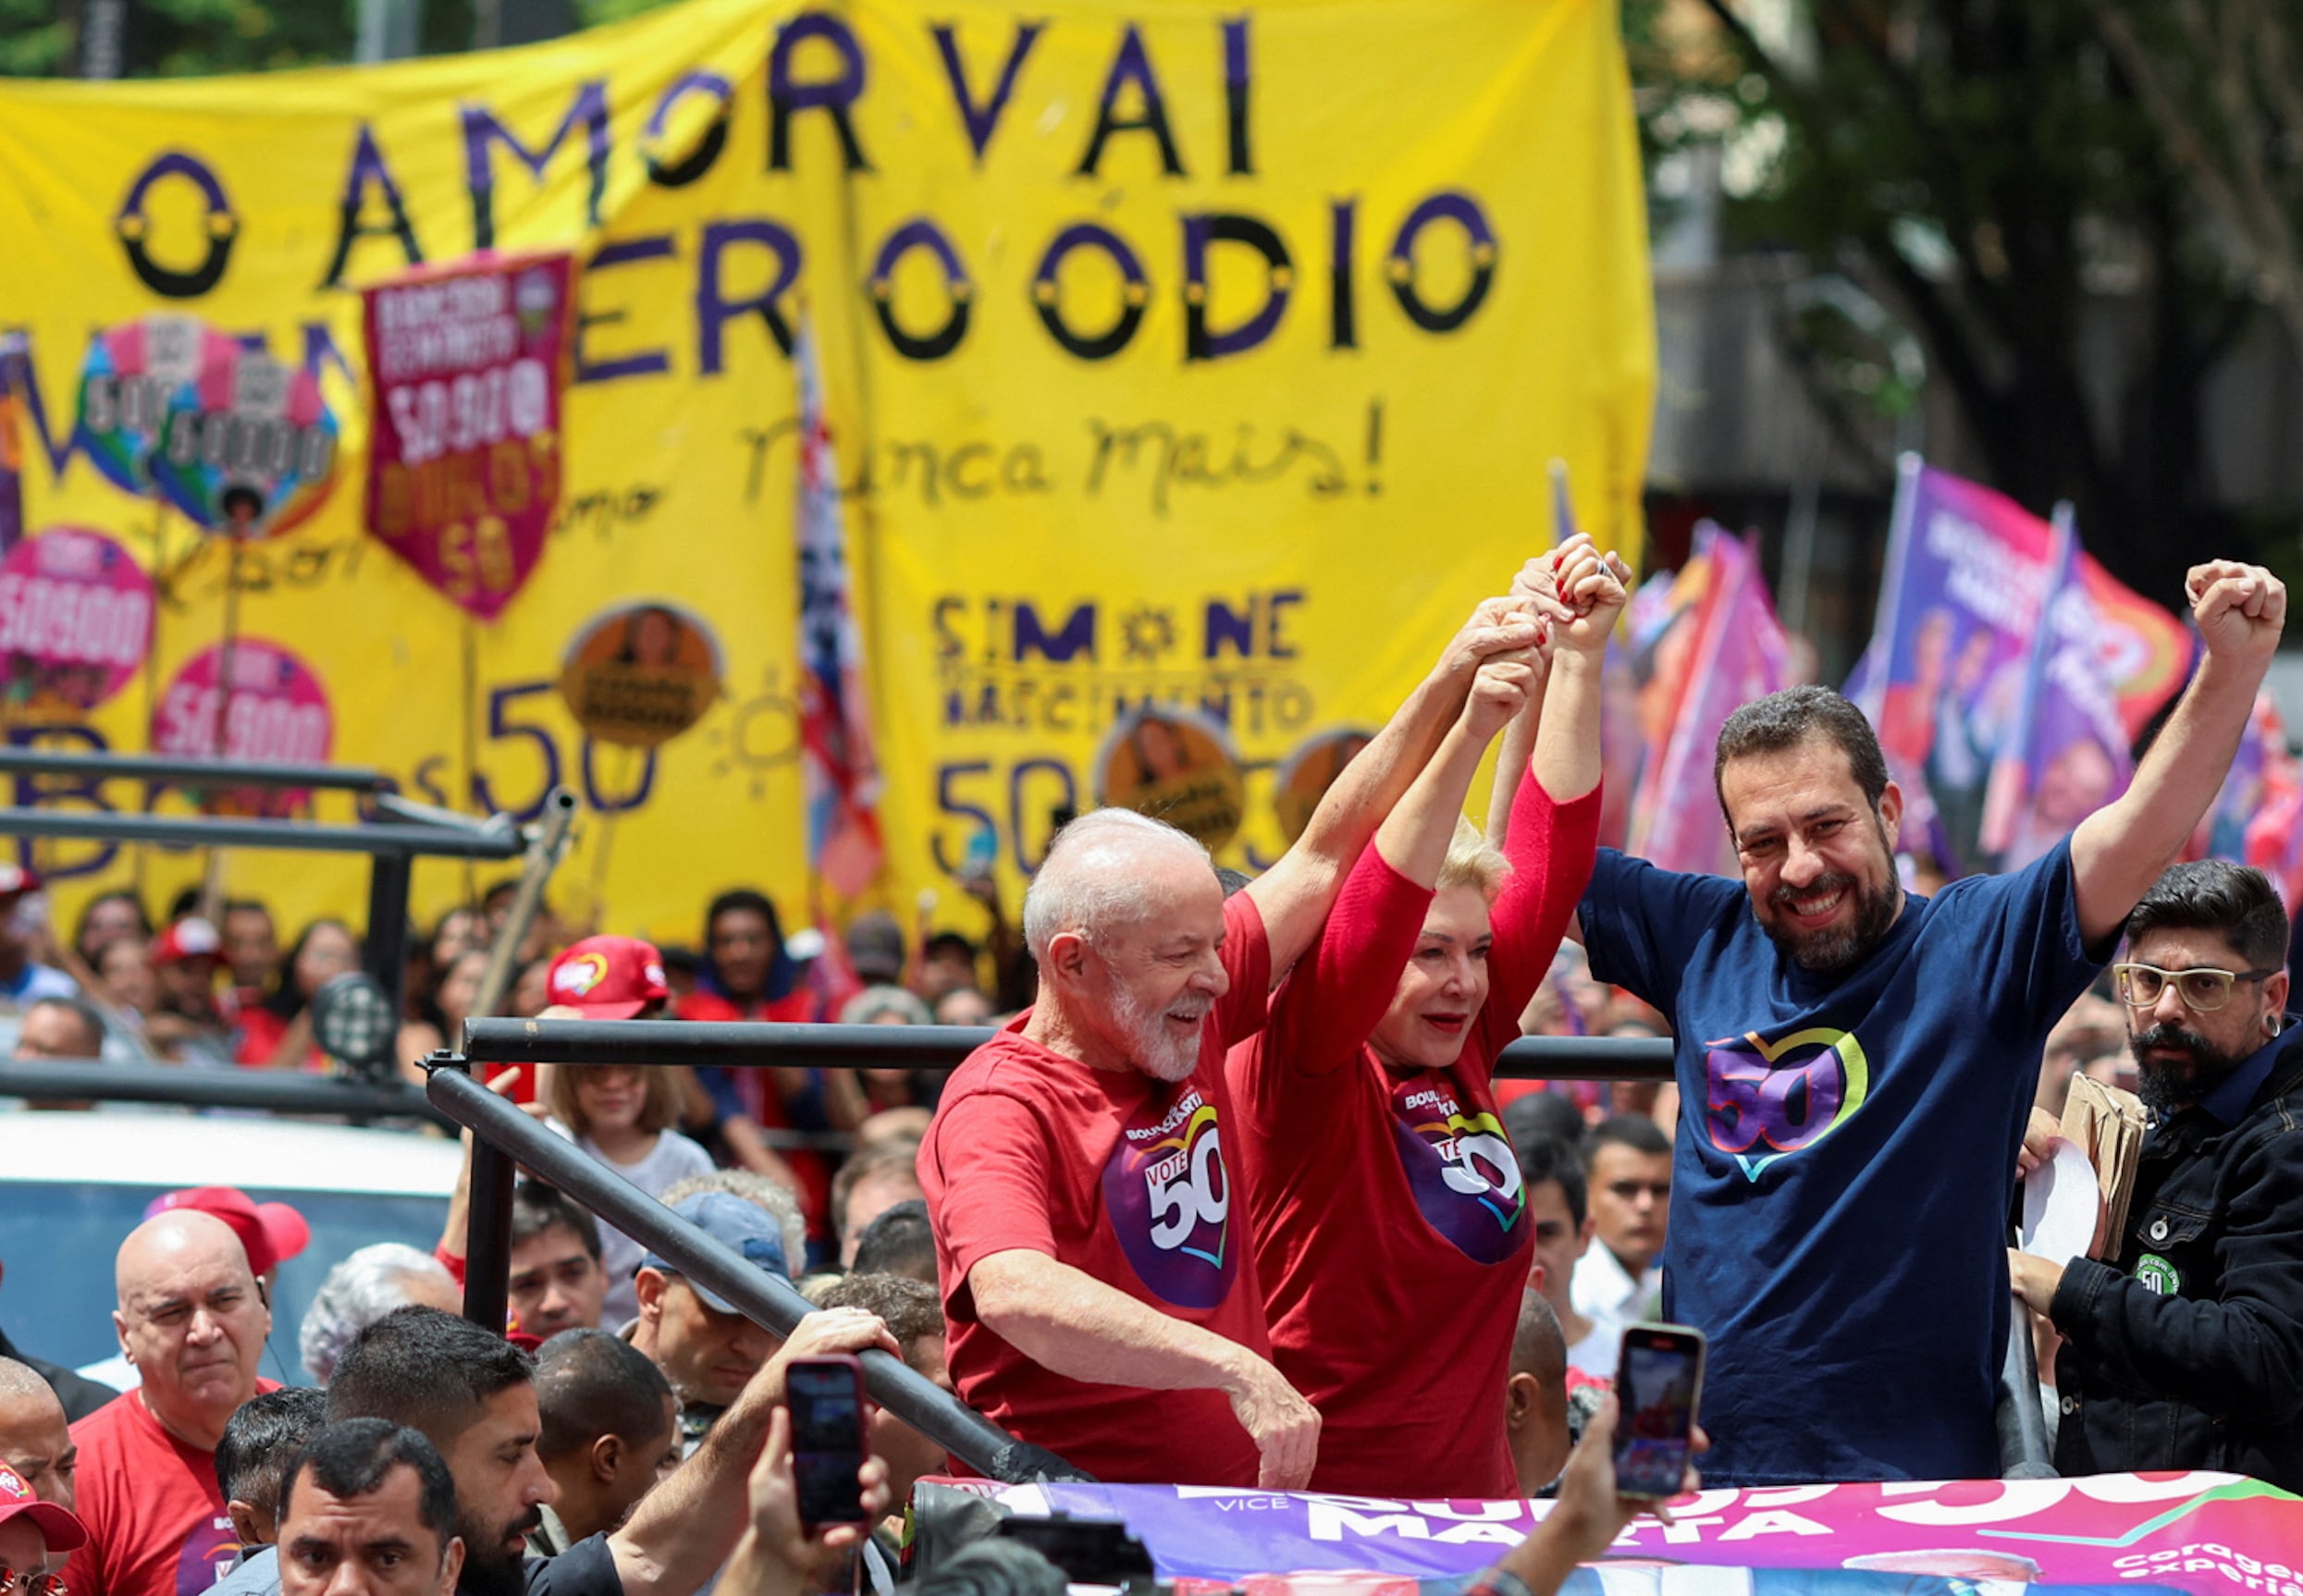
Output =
[
  {"x1": 785, "y1": 1354, "x2": 870, "y2": 1533},
  {"x1": 1612, "y1": 1322, "x2": 1706, "y2": 1499}
]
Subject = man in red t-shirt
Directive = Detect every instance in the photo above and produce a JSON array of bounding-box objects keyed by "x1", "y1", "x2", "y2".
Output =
[
  {"x1": 920, "y1": 599, "x2": 1549, "y2": 1489},
  {"x1": 68, "y1": 1210, "x2": 279, "y2": 1596}
]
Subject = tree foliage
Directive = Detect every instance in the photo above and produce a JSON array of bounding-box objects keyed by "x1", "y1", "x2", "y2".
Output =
[{"x1": 1642, "y1": 0, "x2": 2296, "y2": 598}]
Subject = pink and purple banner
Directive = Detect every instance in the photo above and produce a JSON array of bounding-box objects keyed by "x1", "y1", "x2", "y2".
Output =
[
  {"x1": 1626, "y1": 525, "x2": 1791, "y2": 876},
  {"x1": 954, "y1": 1472, "x2": 2300, "y2": 1594},
  {"x1": 362, "y1": 253, "x2": 570, "y2": 620},
  {"x1": 1978, "y1": 513, "x2": 2135, "y2": 872},
  {"x1": 1851, "y1": 460, "x2": 2186, "y2": 878}
]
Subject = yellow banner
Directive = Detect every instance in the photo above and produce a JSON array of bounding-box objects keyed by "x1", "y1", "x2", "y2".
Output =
[{"x1": 0, "y1": 0, "x2": 1653, "y2": 946}]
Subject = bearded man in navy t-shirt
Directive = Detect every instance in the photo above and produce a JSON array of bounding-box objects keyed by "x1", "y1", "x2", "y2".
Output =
[{"x1": 1576, "y1": 559, "x2": 2286, "y2": 1486}]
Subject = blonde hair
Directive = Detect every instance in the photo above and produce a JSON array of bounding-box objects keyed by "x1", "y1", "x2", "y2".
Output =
[
  {"x1": 548, "y1": 1063, "x2": 682, "y2": 1138},
  {"x1": 1435, "y1": 815, "x2": 1511, "y2": 901}
]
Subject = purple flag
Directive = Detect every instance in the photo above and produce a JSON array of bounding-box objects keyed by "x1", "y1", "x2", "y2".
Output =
[
  {"x1": 1979, "y1": 507, "x2": 2133, "y2": 869},
  {"x1": 1627, "y1": 524, "x2": 1791, "y2": 875}
]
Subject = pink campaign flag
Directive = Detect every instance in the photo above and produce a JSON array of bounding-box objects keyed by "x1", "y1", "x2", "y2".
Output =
[
  {"x1": 1626, "y1": 524, "x2": 1792, "y2": 876},
  {"x1": 794, "y1": 316, "x2": 885, "y2": 901}
]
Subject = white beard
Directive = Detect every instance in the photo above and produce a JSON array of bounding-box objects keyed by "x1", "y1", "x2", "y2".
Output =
[{"x1": 1110, "y1": 981, "x2": 1207, "y2": 1082}]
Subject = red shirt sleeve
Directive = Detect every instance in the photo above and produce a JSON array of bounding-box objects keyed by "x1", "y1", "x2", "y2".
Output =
[
  {"x1": 1477, "y1": 770, "x2": 1604, "y2": 1062},
  {"x1": 1262, "y1": 843, "x2": 1434, "y2": 1079},
  {"x1": 1213, "y1": 890, "x2": 1274, "y2": 1046},
  {"x1": 929, "y1": 1089, "x2": 1061, "y2": 1314}
]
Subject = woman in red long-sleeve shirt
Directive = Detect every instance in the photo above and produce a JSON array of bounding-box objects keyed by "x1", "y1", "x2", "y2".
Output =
[{"x1": 1227, "y1": 539, "x2": 1627, "y2": 1498}]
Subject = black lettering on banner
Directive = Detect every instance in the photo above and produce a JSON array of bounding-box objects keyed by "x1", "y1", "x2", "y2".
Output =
[
  {"x1": 461, "y1": 81, "x2": 610, "y2": 252},
  {"x1": 932, "y1": 20, "x2": 1044, "y2": 163},
  {"x1": 1222, "y1": 17, "x2": 1252, "y2": 175},
  {"x1": 320, "y1": 124, "x2": 424, "y2": 290},
  {"x1": 645, "y1": 70, "x2": 733, "y2": 189},
  {"x1": 1386, "y1": 190, "x2": 1498, "y2": 334},
  {"x1": 1328, "y1": 199, "x2": 1358, "y2": 350},
  {"x1": 696, "y1": 220, "x2": 803, "y2": 369},
  {"x1": 769, "y1": 13, "x2": 873, "y2": 173},
  {"x1": 1032, "y1": 224, "x2": 1149, "y2": 361},
  {"x1": 1076, "y1": 25, "x2": 1185, "y2": 177},
  {"x1": 575, "y1": 236, "x2": 678, "y2": 383},
  {"x1": 870, "y1": 219, "x2": 971, "y2": 362},
  {"x1": 117, "y1": 152, "x2": 237, "y2": 299},
  {"x1": 1182, "y1": 214, "x2": 1291, "y2": 362}
]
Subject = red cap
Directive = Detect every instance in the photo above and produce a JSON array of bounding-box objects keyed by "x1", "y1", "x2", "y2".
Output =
[
  {"x1": 0, "y1": 864, "x2": 39, "y2": 899},
  {"x1": 153, "y1": 917, "x2": 223, "y2": 964},
  {"x1": 547, "y1": 936, "x2": 669, "y2": 1019},
  {"x1": 144, "y1": 1185, "x2": 311, "y2": 1278},
  {"x1": 0, "y1": 1464, "x2": 87, "y2": 1553}
]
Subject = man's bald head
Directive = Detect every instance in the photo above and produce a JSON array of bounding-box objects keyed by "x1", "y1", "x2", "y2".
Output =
[
  {"x1": 117, "y1": 1211, "x2": 255, "y2": 1305},
  {"x1": 0, "y1": 1357, "x2": 77, "y2": 1512},
  {"x1": 1022, "y1": 809, "x2": 1213, "y2": 959},
  {"x1": 1505, "y1": 1290, "x2": 1570, "y2": 1496},
  {"x1": 113, "y1": 1211, "x2": 270, "y2": 1452}
]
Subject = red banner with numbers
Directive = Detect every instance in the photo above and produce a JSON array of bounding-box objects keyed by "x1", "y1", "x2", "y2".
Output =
[{"x1": 362, "y1": 254, "x2": 570, "y2": 621}]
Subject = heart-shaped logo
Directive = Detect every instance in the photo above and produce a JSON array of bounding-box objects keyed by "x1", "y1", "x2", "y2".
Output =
[{"x1": 1702, "y1": 1025, "x2": 1870, "y2": 1181}]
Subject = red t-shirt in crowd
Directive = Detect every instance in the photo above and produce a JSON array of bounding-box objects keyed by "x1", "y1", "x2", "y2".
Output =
[
  {"x1": 65, "y1": 1381, "x2": 281, "y2": 1596},
  {"x1": 920, "y1": 891, "x2": 1274, "y2": 1487},
  {"x1": 1228, "y1": 772, "x2": 1602, "y2": 1496},
  {"x1": 675, "y1": 988, "x2": 832, "y2": 1231}
]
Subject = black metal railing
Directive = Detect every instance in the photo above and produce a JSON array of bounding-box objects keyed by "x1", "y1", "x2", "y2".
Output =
[
  {"x1": 458, "y1": 1016, "x2": 1679, "y2": 1082},
  {"x1": 0, "y1": 755, "x2": 554, "y2": 1018},
  {"x1": 422, "y1": 1061, "x2": 1083, "y2": 1484},
  {"x1": 0, "y1": 1056, "x2": 447, "y2": 1122}
]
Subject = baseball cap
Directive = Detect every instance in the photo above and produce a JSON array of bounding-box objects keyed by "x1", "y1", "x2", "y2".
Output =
[
  {"x1": 639, "y1": 1192, "x2": 788, "y2": 1312},
  {"x1": 145, "y1": 1185, "x2": 311, "y2": 1279},
  {"x1": 0, "y1": 864, "x2": 39, "y2": 900},
  {"x1": 153, "y1": 917, "x2": 223, "y2": 964},
  {"x1": 0, "y1": 1464, "x2": 87, "y2": 1553},
  {"x1": 844, "y1": 912, "x2": 906, "y2": 984},
  {"x1": 547, "y1": 936, "x2": 670, "y2": 1020}
]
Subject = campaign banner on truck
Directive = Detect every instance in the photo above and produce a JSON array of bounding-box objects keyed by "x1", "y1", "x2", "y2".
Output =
[{"x1": 957, "y1": 1472, "x2": 2302, "y2": 1595}]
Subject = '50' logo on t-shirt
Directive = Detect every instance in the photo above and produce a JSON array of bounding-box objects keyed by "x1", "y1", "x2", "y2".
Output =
[
  {"x1": 1102, "y1": 1087, "x2": 1238, "y2": 1309},
  {"x1": 1703, "y1": 1025, "x2": 1870, "y2": 1182}
]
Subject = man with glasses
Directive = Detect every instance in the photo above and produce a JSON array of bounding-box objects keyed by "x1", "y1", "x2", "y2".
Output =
[
  {"x1": 1574, "y1": 559, "x2": 2285, "y2": 1486},
  {"x1": 2010, "y1": 860, "x2": 2303, "y2": 1491}
]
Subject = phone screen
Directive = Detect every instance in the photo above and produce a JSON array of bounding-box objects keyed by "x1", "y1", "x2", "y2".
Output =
[
  {"x1": 1613, "y1": 1328, "x2": 1703, "y2": 1499},
  {"x1": 787, "y1": 1361, "x2": 868, "y2": 1527}
]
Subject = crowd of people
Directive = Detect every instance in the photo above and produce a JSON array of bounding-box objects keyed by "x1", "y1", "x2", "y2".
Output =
[{"x1": 2, "y1": 545, "x2": 2301, "y2": 1596}]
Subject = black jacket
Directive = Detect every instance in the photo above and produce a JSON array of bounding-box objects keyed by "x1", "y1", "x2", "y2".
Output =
[
  {"x1": 2050, "y1": 1035, "x2": 2303, "y2": 1491},
  {"x1": 0, "y1": 1323, "x2": 119, "y2": 1423}
]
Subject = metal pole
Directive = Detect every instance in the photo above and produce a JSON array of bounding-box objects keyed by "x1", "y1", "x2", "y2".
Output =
[
  {"x1": 0, "y1": 1058, "x2": 449, "y2": 1121},
  {"x1": 459, "y1": 1016, "x2": 1678, "y2": 1082},
  {"x1": 424, "y1": 1063, "x2": 1086, "y2": 1483},
  {"x1": 0, "y1": 748, "x2": 389, "y2": 792},
  {"x1": 0, "y1": 808, "x2": 525, "y2": 858},
  {"x1": 366, "y1": 851, "x2": 414, "y2": 1022},
  {"x1": 472, "y1": 787, "x2": 579, "y2": 1020},
  {"x1": 464, "y1": 1127, "x2": 518, "y2": 1338}
]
